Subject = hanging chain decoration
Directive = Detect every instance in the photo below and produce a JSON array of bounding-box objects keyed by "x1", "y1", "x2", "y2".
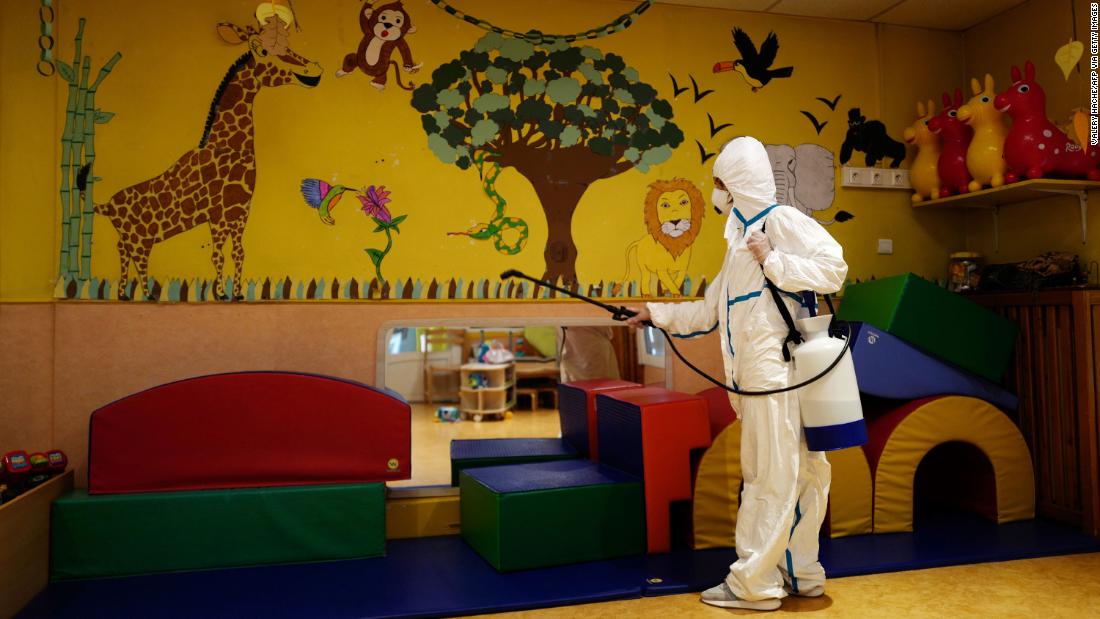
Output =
[
  {"x1": 427, "y1": 0, "x2": 652, "y2": 44},
  {"x1": 38, "y1": 0, "x2": 56, "y2": 76}
]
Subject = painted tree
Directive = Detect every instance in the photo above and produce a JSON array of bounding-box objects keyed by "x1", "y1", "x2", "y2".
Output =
[{"x1": 412, "y1": 33, "x2": 683, "y2": 286}]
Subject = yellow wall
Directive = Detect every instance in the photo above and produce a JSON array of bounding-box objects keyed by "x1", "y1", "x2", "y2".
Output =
[
  {"x1": 963, "y1": 0, "x2": 1099, "y2": 269},
  {"x1": 2, "y1": 0, "x2": 979, "y2": 481},
  {"x1": 2, "y1": 0, "x2": 970, "y2": 302}
]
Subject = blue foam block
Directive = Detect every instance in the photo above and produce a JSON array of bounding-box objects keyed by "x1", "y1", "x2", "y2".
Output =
[
  {"x1": 849, "y1": 322, "x2": 1018, "y2": 412},
  {"x1": 557, "y1": 384, "x2": 590, "y2": 456},
  {"x1": 450, "y1": 438, "x2": 576, "y2": 460},
  {"x1": 463, "y1": 459, "x2": 639, "y2": 494},
  {"x1": 594, "y1": 395, "x2": 644, "y2": 478}
]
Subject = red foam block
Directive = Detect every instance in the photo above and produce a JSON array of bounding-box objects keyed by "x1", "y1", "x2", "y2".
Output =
[
  {"x1": 88, "y1": 371, "x2": 410, "y2": 494},
  {"x1": 596, "y1": 387, "x2": 712, "y2": 553}
]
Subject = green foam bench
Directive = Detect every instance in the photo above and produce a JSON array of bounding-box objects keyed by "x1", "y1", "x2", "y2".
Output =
[
  {"x1": 837, "y1": 273, "x2": 1018, "y2": 383},
  {"x1": 50, "y1": 483, "x2": 385, "y2": 580},
  {"x1": 460, "y1": 460, "x2": 644, "y2": 571}
]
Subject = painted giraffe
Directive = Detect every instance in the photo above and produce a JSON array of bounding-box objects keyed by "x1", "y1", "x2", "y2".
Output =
[{"x1": 92, "y1": 19, "x2": 321, "y2": 300}]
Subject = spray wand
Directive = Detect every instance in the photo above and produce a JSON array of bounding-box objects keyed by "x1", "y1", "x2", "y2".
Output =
[{"x1": 500, "y1": 270, "x2": 851, "y2": 397}]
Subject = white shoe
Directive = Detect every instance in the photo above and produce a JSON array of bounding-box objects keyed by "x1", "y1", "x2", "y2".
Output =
[
  {"x1": 784, "y1": 583, "x2": 825, "y2": 597},
  {"x1": 700, "y1": 583, "x2": 782, "y2": 611}
]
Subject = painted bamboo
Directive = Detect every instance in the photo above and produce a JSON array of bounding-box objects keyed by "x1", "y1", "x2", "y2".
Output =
[
  {"x1": 66, "y1": 57, "x2": 91, "y2": 275},
  {"x1": 79, "y1": 52, "x2": 121, "y2": 280},
  {"x1": 57, "y1": 19, "x2": 85, "y2": 277}
]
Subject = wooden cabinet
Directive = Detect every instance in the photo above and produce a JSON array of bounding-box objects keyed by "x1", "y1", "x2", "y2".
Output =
[
  {"x1": 459, "y1": 363, "x2": 516, "y2": 421},
  {"x1": 971, "y1": 288, "x2": 1100, "y2": 536}
]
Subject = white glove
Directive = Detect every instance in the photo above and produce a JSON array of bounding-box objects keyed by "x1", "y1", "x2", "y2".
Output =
[{"x1": 746, "y1": 230, "x2": 771, "y2": 264}]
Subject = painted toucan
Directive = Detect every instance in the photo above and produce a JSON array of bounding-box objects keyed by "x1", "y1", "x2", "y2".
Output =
[{"x1": 713, "y1": 28, "x2": 793, "y2": 92}]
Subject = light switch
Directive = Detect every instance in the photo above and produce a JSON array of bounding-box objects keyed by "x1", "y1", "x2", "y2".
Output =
[{"x1": 877, "y1": 239, "x2": 893, "y2": 255}]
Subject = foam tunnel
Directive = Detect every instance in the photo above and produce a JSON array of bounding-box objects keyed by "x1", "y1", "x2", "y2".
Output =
[
  {"x1": 691, "y1": 388, "x2": 873, "y2": 545},
  {"x1": 865, "y1": 396, "x2": 1035, "y2": 533}
]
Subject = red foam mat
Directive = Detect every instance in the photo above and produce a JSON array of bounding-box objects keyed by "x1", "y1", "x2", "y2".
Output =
[{"x1": 88, "y1": 372, "x2": 410, "y2": 494}]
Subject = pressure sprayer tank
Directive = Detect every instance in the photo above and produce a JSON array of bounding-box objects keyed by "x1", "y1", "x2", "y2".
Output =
[{"x1": 792, "y1": 314, "x2": 867, "y2": 451}]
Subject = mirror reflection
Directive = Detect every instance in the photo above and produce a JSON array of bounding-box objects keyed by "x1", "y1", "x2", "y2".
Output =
[{"x1": 381, "y1": 324, "x2": 667, "y2": 487}]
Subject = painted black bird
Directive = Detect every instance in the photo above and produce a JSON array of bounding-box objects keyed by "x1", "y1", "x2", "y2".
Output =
[
  {"x1": 816, "y1": 94, "x2": 842, "y2": 110},
  {"x1": 800, "y1": 111, "x2": 827, "y2": 134},
  {"x1": 713, "y1": 28, "x2": 793, "y2": 92},
  {"x1": 668, "y1": 73, "x2": 688, "y2": 97},
  {"x1": 695, "y1": 140, "x2": 716, "y2": 164},
  {"x1": 689, "y1": 75, "x2": 714, "y2": 103},
  {"x1": 707, "y1": 113, "x2": 734, "y2": 138}
]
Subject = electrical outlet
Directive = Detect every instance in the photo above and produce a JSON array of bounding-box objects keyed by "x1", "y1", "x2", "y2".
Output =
[
  {"x1": 889, "y1": 169, "x2": 911, "y2": 188},
  {"x1": 842, "y1": 167, "x2": 864, "y2": 187},
  {"x1": 841, "y1": 166, "x2": 911, "y2": 189},
  {"x1": 877, "y1": 239, "x2": 893, "y2": 255}
]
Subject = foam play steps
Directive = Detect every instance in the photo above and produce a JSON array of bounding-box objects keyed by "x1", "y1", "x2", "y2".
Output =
[
  {"x1": 450, "y1": 438, "x2": 578, "y2": 485},
  {"x1": 848, "y1": 322, "x2": 1018, "y2": 412},
  {"x1": 446, "y1": 379, "x2": 639, "y2": 486},
  {"x1": 460, "y1": 460, "x2": 644, "y2": 571},
  {"x1": 557, "y1": 379, "x2": 644, "y2": 458},
  {"x1": 837, "y1": 273, "x2": 1017, "y2": 383},
  {"x1": 596, "y1": 387, "x2": 712, "y2": 553},
  {"x1": 50, "y1": 483, "x2": 385, "y2": 580}
]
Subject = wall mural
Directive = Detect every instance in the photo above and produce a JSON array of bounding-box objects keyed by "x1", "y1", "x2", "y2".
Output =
[
  {"x1": 765, "y1": 144, "x2": 851, "y2": 226},
  {"x1": 411, "y1": 32, "x2": 683, "y2": 287},
  {"x1": 301, "y1": 180, "x2": 408, "y2": 281},
  {"x1": 336, "y1": 1, "x2": 421, "y2": 90},
  {"x1": 56, "y1": 18, "x2": 121, "y2": 294},
  {"x1": 713, "y1": 28, "x2": 793, "y2": 93},
  {"x1": 49, "y1": 0, "x2": 878, "y2": 302},
  {"x1": 839, "y1": 107, "x2": 907, "y2": 168},
  {"x1": 618, "y1": 178, "x2": 705, "y2": 297},
  {"x1": 72, "y1": 11, "x2": 322, "y2": 301}
]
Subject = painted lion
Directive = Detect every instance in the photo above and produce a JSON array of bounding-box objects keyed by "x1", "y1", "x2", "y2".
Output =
[{"x1": 620, "y1": 178, "x2": 705, "y2": 297}]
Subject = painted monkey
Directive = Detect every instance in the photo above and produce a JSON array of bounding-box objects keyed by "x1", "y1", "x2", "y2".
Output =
[{"x1": 337, "y1": 1, "x2": 421, "y2": 91}]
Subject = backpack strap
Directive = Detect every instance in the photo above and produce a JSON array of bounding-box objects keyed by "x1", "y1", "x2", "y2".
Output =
[
  {"x1": 764, "y1": 276, "x2": 803, "y2": 362},
  {"x1": 758, "y1": 218, "x2": 804, "y2": 362}
]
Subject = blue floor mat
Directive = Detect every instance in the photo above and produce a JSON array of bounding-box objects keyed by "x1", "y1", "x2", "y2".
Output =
[
  {"x1": 18, "y1": 536, "x2": 644, "y2": 619},
  {"x1": 20, "y1": 515, "x2": 1100, "y2": 618}
]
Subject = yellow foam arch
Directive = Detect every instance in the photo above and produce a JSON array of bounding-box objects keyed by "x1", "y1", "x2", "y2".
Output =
[
  {"x1": 873, "y1": 396, "x2": 1035, "y2": 533},
  {"x1": 826, "y1": 446, "x2": 873, "y2": 537},
  {"x1": 692, "y1": 420, "x2": 741, "y2": 549}
]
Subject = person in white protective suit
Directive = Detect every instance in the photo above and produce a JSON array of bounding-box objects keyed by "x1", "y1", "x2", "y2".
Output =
[{"x1": 627, "y1": 136, "x2": 847, "y2": 611}]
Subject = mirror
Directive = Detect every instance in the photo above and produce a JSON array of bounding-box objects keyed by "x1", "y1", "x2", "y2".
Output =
[{"x1": 377, "y1": 320, "x2": 669, "y2": 490}]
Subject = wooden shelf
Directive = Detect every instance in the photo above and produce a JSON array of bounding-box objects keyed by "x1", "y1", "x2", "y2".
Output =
[
  {"x1": 459, "y1": 362, "x2": 516, "y2": 421},
  {"x1": 1, "y1": 470, "x2": 74, "y2": 619},
  {"x1": 912, "y1": 179, "x2": 1098, "y2": 249}
]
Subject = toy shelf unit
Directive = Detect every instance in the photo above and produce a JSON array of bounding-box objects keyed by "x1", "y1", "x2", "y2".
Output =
[
  {"x1": 910, "y1": 179, "x2": 1100, "y2": 251},
  {"x1": 460, "y1": 362, "x2": 516, "y2": 422}
]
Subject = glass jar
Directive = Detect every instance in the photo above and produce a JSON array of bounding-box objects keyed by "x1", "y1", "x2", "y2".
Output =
[{"x1": 948, "y1": 252, "x2": 983, "y2": 292}]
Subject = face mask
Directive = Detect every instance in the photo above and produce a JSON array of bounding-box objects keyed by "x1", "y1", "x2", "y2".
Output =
[{"x1": 711, "y1": 188, "x2": 733, "y2": 216}]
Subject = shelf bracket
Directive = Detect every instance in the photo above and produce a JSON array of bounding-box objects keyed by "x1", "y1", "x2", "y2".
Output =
[{"x1": 1035, "y1": 189, "x2": 1088, "y2": 244}]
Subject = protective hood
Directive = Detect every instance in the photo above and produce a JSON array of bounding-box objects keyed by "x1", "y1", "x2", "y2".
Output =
[{"x1": 712, "y1": 136, "x2": 777, "y2": 239}]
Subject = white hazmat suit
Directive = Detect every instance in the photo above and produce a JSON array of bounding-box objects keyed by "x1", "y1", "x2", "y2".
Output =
[{"x1": 646, "y1": 137, "x2": 848, "y2": 605}]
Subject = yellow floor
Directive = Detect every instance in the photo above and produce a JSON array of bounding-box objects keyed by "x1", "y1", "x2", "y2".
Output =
[
  {"x1": 389, "y1": 402, "x2": 562, "y2": 487},
  {"x1": 472, "y1": 552, "x2": 1100, "y2": 618}
]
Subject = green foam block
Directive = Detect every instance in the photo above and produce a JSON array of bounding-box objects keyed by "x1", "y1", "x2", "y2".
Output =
[
  {"x1": 837, "y1": 273, "x2": 1018, "y2": 382},
  {"x1": 460, "y1": 463, "x2": 644, "y2": 571},
  {"x1": 51, "y1": 483, "x2": 385, "y2": 580}
]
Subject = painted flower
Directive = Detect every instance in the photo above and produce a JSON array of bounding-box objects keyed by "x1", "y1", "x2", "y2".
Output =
[{"x1": 358, "y1": 185, "x2": 392, "y2": 223}]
